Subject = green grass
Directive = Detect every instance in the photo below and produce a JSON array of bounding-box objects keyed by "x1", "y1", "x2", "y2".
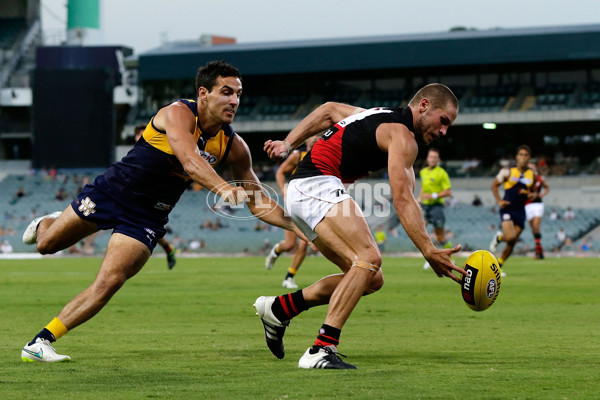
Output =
[{"x1": 0, "y1": 255, "x2": 598, "y2": 399}]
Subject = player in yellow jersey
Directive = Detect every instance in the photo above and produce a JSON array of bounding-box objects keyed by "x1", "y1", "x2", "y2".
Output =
[
  {"x1": 265, "y1": 135, "x2": 319, "y2": 288},
  {"x1": 134, "y1": 124, "x2": 177, "y2": 270},
  {"x1": 20, "y1": 61, "x2": 305, "y2": 362},
  {"x1": 490, "y1": 145, "x2": 535, "y2": 271},
  {"x1": 417, "y1": 148, "x2": 453, "y2": 270}
]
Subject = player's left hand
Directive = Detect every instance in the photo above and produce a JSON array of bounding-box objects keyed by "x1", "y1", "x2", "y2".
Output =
[{"x1": 425, "y1": 244, "x2": 466, "y2": 284}]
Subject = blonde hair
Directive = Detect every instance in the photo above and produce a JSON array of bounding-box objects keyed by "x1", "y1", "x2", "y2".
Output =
[{"x1": 408, "y1": 83, "x2": 459, "y2": 111}]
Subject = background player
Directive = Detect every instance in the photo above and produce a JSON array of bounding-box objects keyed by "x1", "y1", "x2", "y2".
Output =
[
  {"x1": 417, "y1": 148, "x2": 453, "y2": 270},
  {"x1": 265, "y1": 135, "x2": 319, "y2": 289},
  {"x1": 525, "y1": 162, "x2": 550, "y2": 259},
  {"x1": 490, "y1": 145, "x2": 535, "y2": 269}
]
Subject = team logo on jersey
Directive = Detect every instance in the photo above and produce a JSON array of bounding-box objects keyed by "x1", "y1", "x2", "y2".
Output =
[
  {"x1": 78, "y1": 197, "x2": 96, "y2": 216},
  {"x1": 206, "y1": 180, "x2": 280, "y2": 220},
  {"x1": 199, "y1": 150, "x2": 218, "y2": 165}
]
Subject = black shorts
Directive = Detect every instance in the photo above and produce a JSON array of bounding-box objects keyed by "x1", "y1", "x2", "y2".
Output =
[
  {"x1": 71, "y1": 183, "x2": 167, "y2": 252},
  {"x1": 423, "y1": 204, "x2": 445, "y2": 229},
  {"x1": 499, "y1": 209, "x2": 526, "y2": 229}
]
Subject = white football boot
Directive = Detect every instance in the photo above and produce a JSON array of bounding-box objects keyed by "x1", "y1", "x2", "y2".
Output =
[
  {"x1": 489, "y1": 231, "x2": 502, "y2": 253},
  {"x1": 265, "y1": 245, "x2": 279, "y2": 270},
  {"x1": 282, "y1": 277, "x2": 298, "y2": 289},
  {"x1": 22, "y1": 211, "x2": 62, "y2": 245},
  {"x1": 298, "y1": 346, "x2": 357, "y2": 369},
  {"x1": 423, "y1": 260, "x2": 431, "y2": 270},
  {"x1": 21, "y1": 338, "x2": 71, "y2": 362},
  {"x1": 254, "y1": 296, "x2": 289, "y2": 359}
]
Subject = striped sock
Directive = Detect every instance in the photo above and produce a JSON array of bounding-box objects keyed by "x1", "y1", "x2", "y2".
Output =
[
  {"x1": 312, "y1": 324, "x2": 341, "y2": 351},
  {"x1": 271, "y1": 290, "x2": 308, "y2": 322}
]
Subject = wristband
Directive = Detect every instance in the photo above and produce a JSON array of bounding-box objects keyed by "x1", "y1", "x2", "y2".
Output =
[
  {"x1": 431, "y1": 192, "x2": 438, "y2": 199},
  {"x1": 283, "y1": 140, "x2": 293, "y2": 153}
]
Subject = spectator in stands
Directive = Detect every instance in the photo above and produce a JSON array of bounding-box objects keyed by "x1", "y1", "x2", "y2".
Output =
[
  {"x1": 417, "y1": 148, "x2": 454, "y2": 271},
  {"x1": 525, "y1": 163, "x2": 550, "y2": 260},
  {"x1": 555, "y1": 227, "x2": 572, "y2": 251},
  {"x1": 258, "y1": 83, "x2": 464, "y2": 369},
  {"x1": 549, "y1": 209, "x2": 558, "y2": 220},
  {"x1": 19, "y1": 61, "x2": 304, "y2": 363},
  {"x1": 55, "y1": 188, "x2": 67, "y2": 201},
  {"x1": 579, "y1": 238, "x2": 591, "y2": 252},
  {"x1": 490, "y1": 145, "x2": 536, "y2": 271},
  {"x1": 563, "y1": 206, "x2": 575, "y2": 221},
  {"x1": 1, "y1": 240, "x2": 13, "y2": 254},
  {"x1": 188, "y1": 237, "x2": 202, "y2": 251},
  {"x1": 15, "y1": 187, "x2": 26, "y2": 198},
  {"x1": 472, "y1": 194, "x2": 482, "y2": 207}
]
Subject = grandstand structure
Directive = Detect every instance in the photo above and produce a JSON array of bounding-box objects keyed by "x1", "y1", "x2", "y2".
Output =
[{"x1": 0, "y1": 0, "x2": 599, "y2": 256}]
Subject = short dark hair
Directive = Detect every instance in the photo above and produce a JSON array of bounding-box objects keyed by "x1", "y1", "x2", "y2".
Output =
[
  {"x1": 428, "y1": 147, "x2": 440, "y2": 155},
  {"x1": 409, "y1": 83, "x2": 459, "y2": 111},
  {"x1": 194, "y1": 60, "x2": 241, "y2": 93},
  {"x1": 134, "y1": 124, "x2": 146, "y2": 135},
  {"x1": 517, "y1": 144, "x2": 532, "y2": 156}
]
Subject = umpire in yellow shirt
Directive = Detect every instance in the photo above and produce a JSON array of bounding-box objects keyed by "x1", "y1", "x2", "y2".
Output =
[{"x1": 418, "y1": 148, "x2": 453, "y2": 269}]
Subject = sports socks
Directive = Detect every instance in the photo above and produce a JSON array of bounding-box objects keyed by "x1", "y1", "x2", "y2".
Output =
[
  {"x1": 162, "y1": 242, "x2": 173, "y2": 254},
  {"x1": 271, "y1": 290, "x2": 308, "y2": 322},
  {"x1": 311, "y1": 324, "x2": 341, "y2": 352},
  {"x1": 29, "y1": 317, "x2": 68, "y2": 345},
  {"x1": 284, "y1": 266, "x2": 297, "y2": 280},
  {"x1": 274, "y1": 243, "x2": 282, "y2": 256},
  {"x1": 534, "y1": 233, "x2": 543, "y2": 255},
  {"x1": 498, "y1": 258, "x2": 504, "y2": 267}
]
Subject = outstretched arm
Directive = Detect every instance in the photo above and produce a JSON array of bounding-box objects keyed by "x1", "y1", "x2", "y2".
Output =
[
  {"x1": 264, "y1": 102, "x2": 363, "y2": 159},
  {"x1": 228, "y1": 136, "x2": 306, "y2": 240},
  {"x1": 382, "y1": 124, "x2": 465, "y2": 283},
  {"x1": 158, "y1": 102, "x2": 247, "y2": 205}
]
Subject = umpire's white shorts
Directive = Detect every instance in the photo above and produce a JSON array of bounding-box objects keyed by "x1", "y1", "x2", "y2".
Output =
[
  {"x1": 286, "y1": 175, "x2": 351, "y2": 241},
  {"x1": 525, "y1": 202, "x2": 544, "y2": 221}
]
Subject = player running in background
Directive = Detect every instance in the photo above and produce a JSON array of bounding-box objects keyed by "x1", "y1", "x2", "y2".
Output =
[
  {"x1": 525, "y1": 162, "x2": 549, "y2": 259},
  {"x1": 257, "y1": 83, "x2": 466, "y2": 369},
  {"x1": 417, "y1": 148, "x2": 453, "y2": 270},
  {"x1": 134, "y1": 124, "x2": 177, "y2": 270},
  {"x1": 490, "y1": 145, "x2": 535, "y2": 269},
  {"x1": 265, "y1": 135, "x2": 320, "y2": 289},
  {"x1": 20, "y1": 61, "x2": 304, "y2": 363}
]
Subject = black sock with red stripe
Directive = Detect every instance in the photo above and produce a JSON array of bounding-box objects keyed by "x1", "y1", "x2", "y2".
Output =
[
  {"x1": 311, "y1": 324, "x2": 341, "y2": 353},
  {"x1": 271, "y1": 290, "x2": 308, "y2": 323}
]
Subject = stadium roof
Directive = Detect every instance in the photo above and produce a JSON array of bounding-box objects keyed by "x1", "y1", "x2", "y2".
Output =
[{"x1": 138, "y1": 24, "x2": 600, "y2": 81}]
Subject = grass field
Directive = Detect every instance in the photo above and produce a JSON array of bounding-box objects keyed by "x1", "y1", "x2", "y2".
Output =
[{"x1": 0, "y1": 255, "x2": 598, "y2": 399}]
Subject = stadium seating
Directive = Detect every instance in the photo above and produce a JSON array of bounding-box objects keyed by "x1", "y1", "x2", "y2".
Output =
[{"x1": 2, "y1": 173, "x2": 599, "y2": 256}]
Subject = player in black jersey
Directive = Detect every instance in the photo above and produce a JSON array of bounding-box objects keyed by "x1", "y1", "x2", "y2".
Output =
[
  {"x1": 255, "y1": 84, "x2": 466, "y2": 369},
  {"x1": 20, "y1": 61, "x2": 303, "y2": 363}
]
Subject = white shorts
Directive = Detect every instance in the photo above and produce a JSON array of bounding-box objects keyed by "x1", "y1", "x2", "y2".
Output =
[
  {"x1": 525, "y1": 202, "x2": 544, "y2": 221},
  {"x1": 286, "y1": 175, "x2": 352, "y2": 241}
]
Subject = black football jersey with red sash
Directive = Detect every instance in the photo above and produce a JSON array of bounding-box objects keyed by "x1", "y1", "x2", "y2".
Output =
[
  {"x1": 94, "y1": 99, "x2": 235, "y2": 219},
  {"x1": 291, "y1": 107, "x2": 414, "y2": 183}
]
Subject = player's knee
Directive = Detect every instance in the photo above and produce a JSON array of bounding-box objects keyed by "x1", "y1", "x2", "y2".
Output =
[
  {"x1": 364, "y1": 269, "x2": 384, "y2": 295},
  {"x1": 36, "y1": 235, "x2": 61, "y2": 255}
]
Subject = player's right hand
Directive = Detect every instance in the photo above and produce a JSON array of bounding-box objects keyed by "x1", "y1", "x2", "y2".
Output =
[
  {"x1": 220, "y1": 186, "x2": 248, "y2": 206},
  {"x1": 498, "y1": 200, "x2": 511, "y2": 209},
  {"x1": 264, "y1": 140, "x2": 289, "y2": 160}
]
